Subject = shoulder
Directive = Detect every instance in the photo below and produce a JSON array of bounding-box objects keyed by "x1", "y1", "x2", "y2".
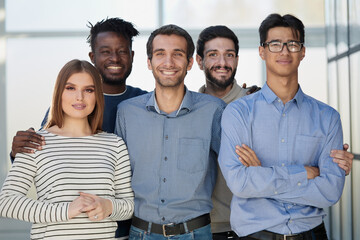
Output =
[
  {"x1": 126, "y1": 85, "x2": 148, "y2": 96},
  {"x1": 227, "y1": 91, "x2": 257, "y2": 109},
  {"x1": 94, "y1": 132, "x2": 127, "y2": 146},
  {"x1": 302, "y1": 94, "x2": 340, "y2": 119},
  {"x1": 117, "y1": 92, "x2": 152, "y2": 111},
  {"x1": 190, "y1": 91, "x2": 226, "y2": 108}
]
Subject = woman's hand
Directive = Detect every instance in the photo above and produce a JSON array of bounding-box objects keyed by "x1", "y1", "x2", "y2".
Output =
[
  {"x1": 79, "y1": 192, "x2": 113, "y2": 221},
  {"x1": 68, "y1": 195, "x2": 94, "y2": 219}
]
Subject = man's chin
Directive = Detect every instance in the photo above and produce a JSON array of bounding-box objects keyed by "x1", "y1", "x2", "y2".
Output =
[
  {"x1": 211, "y1": 78, "x2": 234, "y2": 89},
  {"x1": 102, "y1": 77, "x2": 126, "y2": 86}
]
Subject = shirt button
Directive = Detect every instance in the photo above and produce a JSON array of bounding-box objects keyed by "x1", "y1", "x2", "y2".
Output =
[
  {"x1": 163, "y1": 178, "x2": 166, "y2": 182},
  {"x1": 161, "y1": 199, "x2": 165, "y2": 203},
  {"x1": 162, "y1": 217, "x2": 165, "y2": 221},
  {"x1": 281, "y1": 139, "x2": 285, "y2": 143},
  {"x1": 278, "y1": 99, "x2": 281, "y2": 102},
  {"x1": 297, "y1": 182, "x2": 301, "y2": 186},
  {"x1": 281, "y1": 163, "x2": 285, "y2": 167},
  {"x1": 288, "y1": 206, "x2": 291, "y2": 209},
  {"x1": 164, "y1": 156, "x2": 168, "y2": 161},
  {"x1": 165, "y1": 135, "x2": 168, "y2": 140},
  {"x1": 282, "y1": 113, "x2": 286, "y2": 117},
  {"x1": 274, "y1": 191, "x2": 278, "y2": 194},
  {"x1": 289, "y1": 220, "x2": 293, "y2": 223}
]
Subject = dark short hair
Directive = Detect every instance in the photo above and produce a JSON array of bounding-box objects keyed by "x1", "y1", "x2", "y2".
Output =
[
  {"x1": 146, "y1": 24, "x2": 194, "y2": 62},
  {"x1": 259, "y1": 13, "x2": 305, "y2": 45},
  {"x1": 196, "y1": 25, "x2": 239, "y2": 58},
  {"x1": 87, "y1": 17, "x2": 139, "y2": 52}
]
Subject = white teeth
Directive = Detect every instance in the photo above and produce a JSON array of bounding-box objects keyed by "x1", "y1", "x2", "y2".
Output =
[
  {"x1": 107, "y1": 66, "x2": 122, "y2": 69},
  {"x1": 215, "y1": 69, "x2": 227, "y2": 73},
  {"x1": 162, "y1": 71, "x2": 175, "y2": 75}
]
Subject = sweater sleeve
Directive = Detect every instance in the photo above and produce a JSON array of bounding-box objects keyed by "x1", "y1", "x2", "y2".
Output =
[
  {"x1": 0, "y1": 153, "x2": 69, "y2": 223},
  {"x1": 107, "y1": 138, "x2": 134, "y2": 220}
]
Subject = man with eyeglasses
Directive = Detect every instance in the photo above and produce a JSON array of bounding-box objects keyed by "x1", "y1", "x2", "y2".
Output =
[{"x1": 218, "y1": 14, "x2": 345, "y2": 239}]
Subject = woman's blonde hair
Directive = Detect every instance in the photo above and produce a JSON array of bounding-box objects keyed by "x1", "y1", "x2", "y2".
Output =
[{"x1": 45, "y1": 59, "x2": 104, "y2": 133}]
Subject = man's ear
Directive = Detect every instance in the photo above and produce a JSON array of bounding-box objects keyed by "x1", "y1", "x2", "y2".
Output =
[
  {"x1": 131, "y1": 50, "x2": 135, "y2": 63},
  {"x1": 89, "y1": 52, "x2": 95, "y2": 64},
  {"x1": 259, "y1": 46, "x2": 265, "y2": 60},
  {"x1": 196, "y1": 54, "x2": 204, "y2": 70},
  {"x1": 147, "y1": 58, "x2": 152, "y2": 70},
  {"x1": 187, "y1": 57, "x2": 194, "y2": 71},
  {"x1": 300, "y1": 46, "x2": 305, "y2": 61}
]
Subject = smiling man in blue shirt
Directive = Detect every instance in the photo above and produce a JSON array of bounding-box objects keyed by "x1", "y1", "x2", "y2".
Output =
[
  {"x1": 218, "y1": 14, "x2": 345, "y2": 239},
  {"x1": 115, "y1": 24, "x2": 225, "y2": 239}
]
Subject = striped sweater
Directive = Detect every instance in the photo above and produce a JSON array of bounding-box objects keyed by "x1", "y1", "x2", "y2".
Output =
[{"x1": 0, "y1": 130, "x2": 134, "y2": 240}]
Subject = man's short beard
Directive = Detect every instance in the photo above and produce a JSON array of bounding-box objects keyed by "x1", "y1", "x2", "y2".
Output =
[
  {"x1": 205, "y1": 66, "x2": 237, "y2": 89},
  {"x1": 101, "y1": 67, "x2": 132, "y2": 86}
]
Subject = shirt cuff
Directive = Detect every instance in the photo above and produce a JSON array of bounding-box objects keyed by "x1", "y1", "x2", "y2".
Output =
[{"x1": 287, "y1": 165, "x2": 307, "y2": 188}]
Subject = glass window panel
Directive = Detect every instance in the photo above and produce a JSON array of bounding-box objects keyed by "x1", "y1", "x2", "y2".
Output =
[
  {"x1": 350, "y1": 51, "x2": 360, "y2": 240},
  {"x1": 349, "y1": 0, "x2": 360, "y2": 47},
  {"x1": 163, "y1": 0, "x2": 324, "y2": 29},
  {"x1": 337, "y1": 56, "x2": 352, "y2": 240},
  {"x1": 327, "y1": 62, "x2": 338, "y2": 110},
  {"x1": 6, "y1": 0, "x2": 157, "y2": 32},
  {"x1": 350, "y1": 52, "x2": 360, "y2": 154},
  {"x1": 330, "y1": 202, "x2": 341, "y2": 240},
  {"x1": 298, "y1": 48, "x2": 327, "y2": 103},
  {"x1": 337, "y1": 57, "x2": 351, "y2": 144},
  {"x1": 6, "y1": 37, "x2": 89, "y2": 147},
  {"x1": 130, "y1": 36, "x2": 155, "y2": 92},
  {"x1": 325, "y1": 0, "x2": 336, "y2": 58},
  {"x1": 336, "y1": 0, "x2": 349, "y2": 54}
]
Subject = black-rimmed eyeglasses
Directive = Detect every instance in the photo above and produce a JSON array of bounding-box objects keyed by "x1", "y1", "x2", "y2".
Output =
[{"x1": 261, "y1": 40, "x2": 304, "y2": 53}]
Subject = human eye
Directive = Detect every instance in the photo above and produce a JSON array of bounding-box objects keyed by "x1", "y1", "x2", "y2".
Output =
[
  {"x1": 288, "y1": 41, "x2": 298, "y2": 47},
  {"x1": 226, "y1": 53, "x2": 235, "y2": 58},
  {"x1": 118, "y1": 50, "x2": 128, "y2": 55},
  {"x1": 208, "y1": 52, "x2": 217, "y2": 57},
  {"x1": 154, "y1": 51, "x2": 164, "y2": 56},
  {"x1": 85, "y1": 88, "x2": 95, "y2": 93},
  {"x1": 65, "y1": 85, "x2": 75, "y2": 91},
  {"x1": 100, "y1": 49, "x2": 110, "y2": 55},
  {"x1": 174, "y1": 52, "x2": 184, "y2": 57},
  {"x1": 270, "y1": 41, "x2": 281, "y2": 47}
]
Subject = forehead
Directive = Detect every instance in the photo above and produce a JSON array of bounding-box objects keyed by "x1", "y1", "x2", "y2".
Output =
[
  {"x1": 94, "y1": 31, "x2": 130, "y2": 48},
  {"x1": 67, "y1": 72, "x2": 94, "y2": 85},
  {"x1": 204, "y1": 37, "x2": 235, "y2": 51},
  {"x1": 152, "y1": 34, "x2": 187, "y2": 51},
  {"x1": 266, "y1": 27, "x2": 300, "y2": 42}
]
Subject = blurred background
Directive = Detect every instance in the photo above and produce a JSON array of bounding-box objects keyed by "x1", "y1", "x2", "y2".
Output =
[{"x1": 0, "y1": 0, "x2": 359, "y2": 239}]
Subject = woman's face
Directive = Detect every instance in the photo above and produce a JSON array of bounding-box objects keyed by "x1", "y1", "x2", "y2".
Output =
[{"x1": 61, "y1": 72, "x2": 96, "y2": 121}]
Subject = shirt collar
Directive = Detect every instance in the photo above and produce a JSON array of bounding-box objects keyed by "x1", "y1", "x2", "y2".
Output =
[
  {"x1": 261, "y1": 82, "x2": 304, "y2": 108},
  {"x1": 146, "y1": 86, "x2": 192, "y2": 117}
]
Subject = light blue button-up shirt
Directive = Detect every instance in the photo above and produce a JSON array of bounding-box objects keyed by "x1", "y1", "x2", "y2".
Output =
[
  {"x1": 219, "y1": 83, "x2": 345, "y2": 236},
  {"x1": 115, "y1": 87, "x2": 225, "y2": 224}
]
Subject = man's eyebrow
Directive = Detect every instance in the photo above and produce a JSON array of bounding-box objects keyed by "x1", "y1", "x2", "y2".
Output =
[
  {"x1": 153, "y1": 48, "x2": 165, "y2": 54},
  {"x1": 205, "y1": 49, "x2": 236, "y2": 54},
  {"x1": 174, "y1": 48, "x2": 186, "y2": 53}
]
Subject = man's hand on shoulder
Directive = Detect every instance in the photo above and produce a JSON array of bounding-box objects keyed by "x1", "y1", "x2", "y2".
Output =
[
  {"x1": 11, "y1": 128, "x2": 45, "y2": 158},
  {"x1": 242, "y1": 83, "x2": 261, "y2": 95}
]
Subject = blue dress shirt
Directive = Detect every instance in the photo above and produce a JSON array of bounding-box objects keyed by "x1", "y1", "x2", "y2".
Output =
[
  {"x1": 218, "y1": 83, "x2": 345, "y2": 236},
  {"x1": 115, "y1": 87, "x2": 225, "y2": 224}
]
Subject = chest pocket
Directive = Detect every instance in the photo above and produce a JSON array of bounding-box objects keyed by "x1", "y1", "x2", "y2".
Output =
[
  {"x1": 177, "y1": 138, "x2": 209, "y2": 173},
  {"x1": 294, "y1": 135, "x2": 324, "y2": 165}
]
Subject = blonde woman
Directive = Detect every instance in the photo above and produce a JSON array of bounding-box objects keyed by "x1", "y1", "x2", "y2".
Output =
[{"x1": 0, "y1": 59, "x2": 134, "y2": 239}]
